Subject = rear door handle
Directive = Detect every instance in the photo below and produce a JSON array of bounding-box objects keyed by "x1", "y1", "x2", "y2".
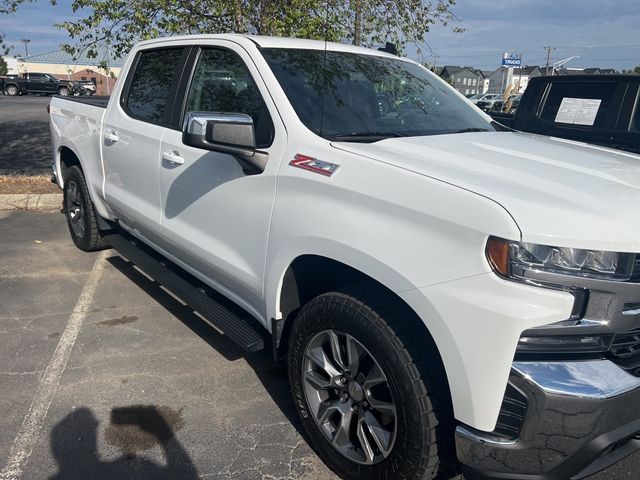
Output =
[
  {"x1": 162, "y1": 151, "x2": 185, "y2": 166},
  {"x1": 104, "y1": 131, "x2": 119, "y2": 143}
]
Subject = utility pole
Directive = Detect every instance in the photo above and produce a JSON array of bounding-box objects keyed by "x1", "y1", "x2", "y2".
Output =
[
  {"x1": 544, "y1": 46, "x2": 555, "y2": 76},
  {"x1": 431, "y1": 53, "x2": 440, "y2": 72},
  {"x1": 20, "y1": 38, "x2": 30, "y2": 58}
]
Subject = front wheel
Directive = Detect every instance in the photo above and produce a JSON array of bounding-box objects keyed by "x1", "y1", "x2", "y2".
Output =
[
  {"x1": 63, "y1": 165, "x2": 108, "y2": 252},
  {"x1": 288, "y1": 289, "x2": 454, "y2": 480},
  {"x1": 6, "y1": 85, "x2": 18, "y2": 96}
]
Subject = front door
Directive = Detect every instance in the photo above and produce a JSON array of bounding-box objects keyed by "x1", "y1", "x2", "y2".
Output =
[
  {"x1": 103, "y1": 46, "x2": 187, "y2": 246},
  {"x1": 158, "y1": 44, "x2": 286, "y2": 321}
]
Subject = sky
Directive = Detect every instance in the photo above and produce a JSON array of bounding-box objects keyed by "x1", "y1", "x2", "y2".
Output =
[{"x1": 1, "y1": 0, "x2": 640, "y2": 71}]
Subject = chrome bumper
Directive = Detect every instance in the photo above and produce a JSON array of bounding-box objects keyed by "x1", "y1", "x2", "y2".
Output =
[
  {"x1": 512, "y1": 360, "x2": 640, "y2": 399},
  {"x1": 456, "y1": 360, "x2": 640, "y2": 479}
]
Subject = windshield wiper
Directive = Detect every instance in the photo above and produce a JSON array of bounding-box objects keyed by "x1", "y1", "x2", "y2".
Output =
[
  {"x1": 331, "y1": 131, "x2": 409, "y2": 143},
  {"x1": 451, "y1": 127, "x2": 491, "y2": 134}
]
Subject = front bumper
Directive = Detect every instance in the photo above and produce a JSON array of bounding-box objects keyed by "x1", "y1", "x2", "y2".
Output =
[{"x1": 456, "y1": 360, "x2": 640, "y2": 479}]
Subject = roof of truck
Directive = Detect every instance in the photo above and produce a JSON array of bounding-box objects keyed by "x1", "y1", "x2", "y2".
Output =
[{"x1": 134, "y1": 34, "x2": 400, "y2": 59}]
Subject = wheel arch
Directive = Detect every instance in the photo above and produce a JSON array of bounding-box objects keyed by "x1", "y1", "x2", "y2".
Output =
[
  {"x1": 4, "y1": 82, "x2": 19, "y2": 92},
  {"x1": 272, "y1": 252, "x2": 452, "y2": 373},
  {"x1": 58, "y1": 145, "x2": 83, "y2": 186},
  {"x1": 56, "y1": 143, "x2": 112, "y2": 222}
]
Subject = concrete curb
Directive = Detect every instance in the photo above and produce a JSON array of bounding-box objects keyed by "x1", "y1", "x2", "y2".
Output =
[{"x1": 0, "y1": 193, "x2": 62, "y2": 211}]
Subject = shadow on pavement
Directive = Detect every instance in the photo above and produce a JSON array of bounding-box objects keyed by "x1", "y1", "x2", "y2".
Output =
[
  {"x1": 49, "y1": 405, "x2": 198, "y2": 480},
  {"x1": 0, "y1": 120, "x2": 51, "y2": 175},
  {"x1": 106, "y1": 255, "x2": 303, "y2": 432}
]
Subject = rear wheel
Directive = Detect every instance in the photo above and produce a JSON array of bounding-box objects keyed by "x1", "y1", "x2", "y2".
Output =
[
  {"x1": 288, "y1": 288, "x2": 454, "y2": 480},
  {"x1": 57, "y1": 86, "x2": 69, "y2": 96},
  {"x1": 6, "y1": 85, "x2": 18, "y2": 96},
  {"x1": 63, "y1": 165, "x2": 108, "y2": 252}
]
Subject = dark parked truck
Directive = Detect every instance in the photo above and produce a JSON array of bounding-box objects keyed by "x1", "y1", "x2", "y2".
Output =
[
  {"x1": 4, "y1": 72, "x2": 74, "y2": 96},
  {"x1": 490, "y1": 75, "x2": 640, "y2": 154}
]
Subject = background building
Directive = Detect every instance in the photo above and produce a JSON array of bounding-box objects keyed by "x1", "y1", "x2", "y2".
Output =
[
  {"x1": 487, "y1": 66, "x2": 542, "y2": 94},
  {"x1": 439, "y1": 66, "x2": 485, "y2": 95}
]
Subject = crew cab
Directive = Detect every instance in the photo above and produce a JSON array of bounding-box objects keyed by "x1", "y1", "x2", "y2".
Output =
[
  {"x1": 490, "y1": 74, "x2": 640, "y2": 154},
  {"x1": 50, "y1": 35, "x2": 640, "y2": 480},
  {"x1": 5, "y1": 72, "x2": 74, "y2": 96}
]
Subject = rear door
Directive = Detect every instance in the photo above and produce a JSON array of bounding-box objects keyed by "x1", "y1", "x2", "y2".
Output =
[
  {"x1": 26, "y1": 73, "x2": 46, "y2": 92},
  {"x1": 157, "y1": 42, "x2": 286, "y2": 320},
  {"x1": 103, "y1": 46, "x2": 188, "y2": 246}
]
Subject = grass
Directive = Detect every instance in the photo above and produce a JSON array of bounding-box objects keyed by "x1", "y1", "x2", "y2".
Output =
[{"x1": 0, "y1": 173, "x2": 61, "y2": 195}]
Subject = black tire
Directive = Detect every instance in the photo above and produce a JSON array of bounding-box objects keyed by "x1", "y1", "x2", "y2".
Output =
[
  {"x1": 288, "y1": 287, "x2": 455, "y2": 480},
  {"x1": 6, "y1": 85, "x2": 18, "y2": 96},
  {"x1": 58, "y1": 86, "x2": 69, "y2": 96},
  {"x1": 63, "y1": 165, "x2": 108, "y2": 252}
]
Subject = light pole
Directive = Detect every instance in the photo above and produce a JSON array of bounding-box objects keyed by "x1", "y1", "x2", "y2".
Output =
[{"x1": 20, "y1": 38, "x2": 30, "y2": 58}]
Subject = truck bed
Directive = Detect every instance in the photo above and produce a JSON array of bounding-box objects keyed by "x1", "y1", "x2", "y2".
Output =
[{"x1": 52, "y1": 95, "x2": 110, "y2": 108}]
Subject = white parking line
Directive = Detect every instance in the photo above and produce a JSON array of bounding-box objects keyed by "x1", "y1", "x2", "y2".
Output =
[{"x1": 0, "y1": 251, "x2": 108, "y2": 480}]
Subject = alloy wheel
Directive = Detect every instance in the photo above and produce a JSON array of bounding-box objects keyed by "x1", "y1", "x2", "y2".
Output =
[
  {"x1": 302, "y1": 329, "x2": 397, "y2": 465},
  {"x1": 66, "y1": 180, "x2": 85, "y2": 238}
]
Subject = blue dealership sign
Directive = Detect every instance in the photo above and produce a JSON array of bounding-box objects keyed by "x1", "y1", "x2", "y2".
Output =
[{"x1": 502, "y1": 53, "x2": 522, "y2": 67}]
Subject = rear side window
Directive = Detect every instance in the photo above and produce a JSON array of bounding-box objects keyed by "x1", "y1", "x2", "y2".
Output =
[
  {"x1": 540, "y1": 82, "x2": 617, "y2": 128},
  {"x1": 124, "y1": 48, "x2": 184, "y2": 124}
]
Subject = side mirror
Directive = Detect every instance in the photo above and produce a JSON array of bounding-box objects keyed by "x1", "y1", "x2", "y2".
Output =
[{"x1": 182, "y1": 112, "x2": 267, "y2": 174}]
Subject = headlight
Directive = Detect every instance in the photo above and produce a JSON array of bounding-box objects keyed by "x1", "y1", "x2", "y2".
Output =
[{"x1": 486, "y1": 236, "x2": 636, "y2": 281}]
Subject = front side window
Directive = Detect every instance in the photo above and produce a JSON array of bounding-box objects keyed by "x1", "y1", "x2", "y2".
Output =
[
  {"x1": 125, "y1": 48, "x2": 184, "y2": 124},
  {"x1": 184, "y1": 48, "x2": 274, "y2": 148},
  {"x1": 262, "y1": 48, "x2": 495, "y2": 142}
]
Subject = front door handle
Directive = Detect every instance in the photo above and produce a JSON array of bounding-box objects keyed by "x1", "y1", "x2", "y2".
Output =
[
  {"x1": 162, "y1": 151, "x2": 185, "y2": 166},
  {"x1": 104, "y1": 131, "x2": 119, "y2": 143}
]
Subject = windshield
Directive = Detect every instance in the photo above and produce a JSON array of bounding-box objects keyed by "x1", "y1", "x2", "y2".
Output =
[{"x1": 262, "y1": 48, "x2": 496, "y2": 142}]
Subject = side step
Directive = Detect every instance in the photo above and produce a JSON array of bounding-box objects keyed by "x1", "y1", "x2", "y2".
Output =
[{"x1": 103, "y1": 232, "x2": 265, "y2": 352}]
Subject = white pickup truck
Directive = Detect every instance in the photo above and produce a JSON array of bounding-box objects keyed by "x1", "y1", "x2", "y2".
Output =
[{"x1": 50, "y1": 34, "x2": 640, "y2": 480}]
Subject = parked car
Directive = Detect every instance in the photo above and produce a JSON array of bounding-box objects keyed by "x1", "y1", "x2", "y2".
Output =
[
  {"x1": 490, "y1": 75, "x2": 640, "y2": 154},
  {"x1": 491, "y1": 93, "x2": 523, "y2": 114},
  {"x1": 474, "y1": 93, "x2": 501, "y2": 112},
  {"x1": 50, "y1": 35, "x2": 640, "y2": 480},
  {"x1": 3, "y1": 72, "x2": 74, "y2": 96},
  {"x1": 74, "y1": 80, "x2": 96, "y2": 96}
]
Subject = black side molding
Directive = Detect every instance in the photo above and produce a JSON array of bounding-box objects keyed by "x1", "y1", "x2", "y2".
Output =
[{"x1": 103, "y1": 232, "x2": 265, "y2": 352}]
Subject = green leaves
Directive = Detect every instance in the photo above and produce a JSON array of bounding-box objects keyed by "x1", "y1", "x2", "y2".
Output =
[{"x1": 0, "y1": 0, "x2": 461, "y2": 60}]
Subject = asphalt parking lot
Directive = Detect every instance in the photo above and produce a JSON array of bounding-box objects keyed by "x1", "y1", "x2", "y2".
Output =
[
  {"x1": 0, "y1": 95, "x2": 52, "y2": 175},
  {"x1": 1, "y1": 95, "x2": 640, "y2": 480},
  {"x1": 0, "y1": 210, "x2": 339, "y2": 480}
]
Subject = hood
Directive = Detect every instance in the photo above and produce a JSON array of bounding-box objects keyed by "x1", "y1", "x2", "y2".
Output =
[{"x1": 332, "y1": 132, "x2": 640, "y2": 252}]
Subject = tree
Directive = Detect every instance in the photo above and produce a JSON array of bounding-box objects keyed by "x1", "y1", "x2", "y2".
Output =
[
  {"x1": 58, "y1": 0, "x2": 461, "y2": 63},
  {"x1": 623, "y1": 65, "x2": 640, "y2": 75},
  {"x1": 0, "y1": 55, "x2": 7, "y2": 75}
]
